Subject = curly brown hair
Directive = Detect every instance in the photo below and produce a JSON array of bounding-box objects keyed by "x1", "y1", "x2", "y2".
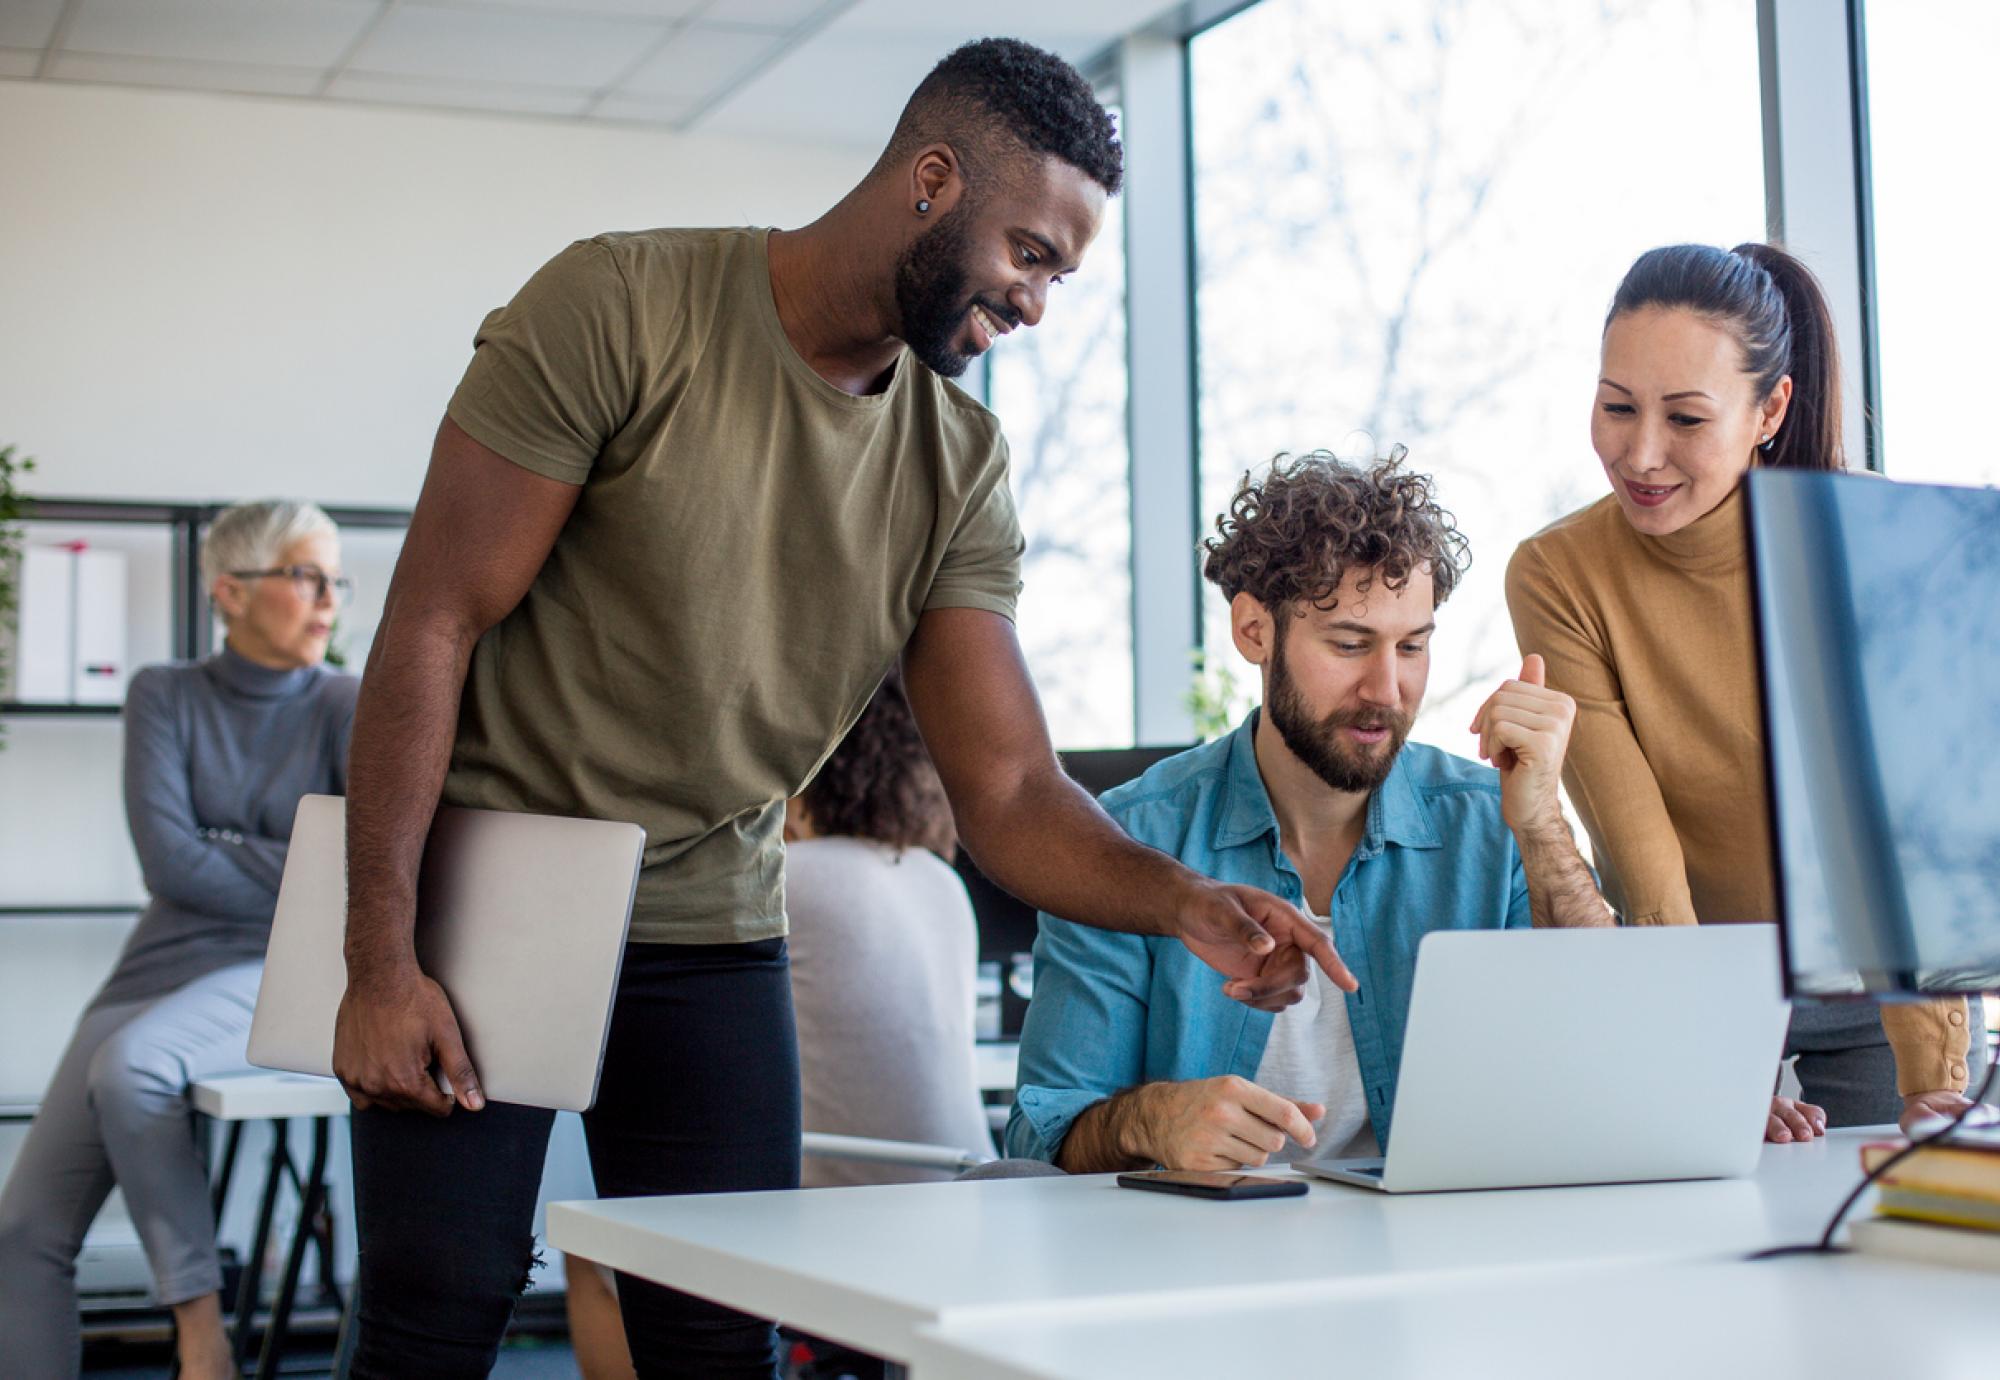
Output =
[
  {"x1": 800, "y1": 668, "x2": 958, "y2": 861},
  {"x1": 1201, "y1": 450, "x2": 1470, "y2": 615}
]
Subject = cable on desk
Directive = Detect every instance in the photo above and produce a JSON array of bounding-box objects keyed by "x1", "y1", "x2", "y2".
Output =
[{"x1": 1748, "y1": 1036, "x2": 2000, "y2": 1261}]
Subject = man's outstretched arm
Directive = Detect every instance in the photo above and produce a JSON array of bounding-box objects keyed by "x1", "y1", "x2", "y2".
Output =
[
  {"x1": 333, "y1": 417, "x2": 579, "y2": 1116},
  {"x1": 901, "y1": 607, "x2": 1355, "y2": 1009}
]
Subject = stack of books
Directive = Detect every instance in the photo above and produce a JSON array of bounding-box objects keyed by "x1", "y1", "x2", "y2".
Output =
[{"x1": 1849, "y1": 1126, "x2": 2000, "y2": 1269}]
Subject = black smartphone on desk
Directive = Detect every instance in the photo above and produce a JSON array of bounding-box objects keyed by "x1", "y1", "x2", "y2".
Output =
[{"x1": 1116, "y1": 1169, "x2": 1307, "y2": 1200}]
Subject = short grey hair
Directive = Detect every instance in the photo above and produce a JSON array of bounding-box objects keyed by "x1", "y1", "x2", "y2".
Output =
[{"x1": 201, "y1": 500, "x2": 340, "y2": 593}]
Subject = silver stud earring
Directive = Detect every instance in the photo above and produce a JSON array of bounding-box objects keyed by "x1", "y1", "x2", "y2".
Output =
[
  {"x1": 916, "y1": 199, "x2": 930, "y2": 214},
  {"x1": 1759, "y1": 434, "x2": 1775, "y2": 453}
]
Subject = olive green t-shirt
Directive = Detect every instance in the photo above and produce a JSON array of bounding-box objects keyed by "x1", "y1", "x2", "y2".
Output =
[{"x1": 441, "y1": 228, "x2": 1023, "y2": 944}]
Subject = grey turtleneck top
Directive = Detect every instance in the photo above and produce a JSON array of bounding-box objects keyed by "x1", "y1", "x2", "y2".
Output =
[{"x1": 94, "y1": 647, "x2": 358, "y2": 1010}]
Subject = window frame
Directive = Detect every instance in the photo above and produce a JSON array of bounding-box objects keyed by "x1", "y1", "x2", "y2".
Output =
[{"x1": 1065, "y1": 0, "x2": 1877, "y2": 742}]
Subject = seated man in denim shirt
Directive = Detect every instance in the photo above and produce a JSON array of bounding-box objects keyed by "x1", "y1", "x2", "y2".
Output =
[{"x1": 1007, "y1": 454, "x2": 1611, "y2": 1173}]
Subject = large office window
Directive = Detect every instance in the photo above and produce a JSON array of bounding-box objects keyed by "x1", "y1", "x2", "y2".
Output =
[
  {"x1": 1866, "y1": 2, "x2": 1999, "y2": 488},
  {"x1": 1189, "y1": 0, "x2": 1764, "y2": 748},
  {"x1": 987, "y1": 178, "x2": 1134, "y2": 748}
]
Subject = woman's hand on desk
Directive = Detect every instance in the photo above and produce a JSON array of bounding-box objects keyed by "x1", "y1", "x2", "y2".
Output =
[
  {"x1": 1900, "y1": 1089, "x2": 1984, "y2": 1137},
  {"x1": 1766, "y1": 1095, "x2": 1826, "y2": 1143},
  {"x1": 333, "y1": 964, "x2": 485, "y2": 1116}
]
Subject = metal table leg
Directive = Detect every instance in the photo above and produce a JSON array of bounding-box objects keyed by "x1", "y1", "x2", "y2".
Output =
[
  {"x1": 330, "y1": 1278, "x2": 359, "y2": 1380},
  {"x1": 255, "y1": 1116, "x2": 330, "y2": 1380},
  {"x1": 210, "y1": 1119, "x2": 244, "y2": 1222},
  {"x1": 230, "y1": 1116, "x2": 291, "y2": 1370}
]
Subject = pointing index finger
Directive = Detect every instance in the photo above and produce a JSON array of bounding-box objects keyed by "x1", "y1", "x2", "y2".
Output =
[{"x1": 1268, "y1": 907, "x2": 1357, "y2": 992}]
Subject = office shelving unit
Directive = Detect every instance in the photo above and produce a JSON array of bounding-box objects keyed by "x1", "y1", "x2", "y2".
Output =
[
  {"x1": 1, "y1": 496, "x2": 409, "y2": 715},
  {"x1": 0, "y1": 494, "x2": 410, "y2": 912}
]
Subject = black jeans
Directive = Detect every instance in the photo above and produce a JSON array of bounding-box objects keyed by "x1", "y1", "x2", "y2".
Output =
[{"x1": 348, "y1": 939, "x2": 801, "y2": 1379}]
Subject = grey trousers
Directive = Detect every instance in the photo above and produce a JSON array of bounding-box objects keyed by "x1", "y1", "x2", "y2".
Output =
[
  {"x1": 0, "y1": 961, "x2": 260, "y2": 1379},
  {"x1": 1785, "y1": 995, "x2": 1990, "y2": 1127}
]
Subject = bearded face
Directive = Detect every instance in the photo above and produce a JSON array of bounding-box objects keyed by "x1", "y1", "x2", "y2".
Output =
[
  {"x1": 894, "y1": 210, "x2": 984, "y2": 379},
  {"x1": 1264, "y1": 614, "x2": 1414, "y2": 794}
]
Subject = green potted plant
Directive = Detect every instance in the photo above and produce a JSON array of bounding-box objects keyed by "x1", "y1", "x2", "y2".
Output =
[
  {"x1": 0, "y1": 444, "x2": 37, "y2": 745},
  {"x1": 1184, "y1": 647, "x2": 1253, "y2": 743}
]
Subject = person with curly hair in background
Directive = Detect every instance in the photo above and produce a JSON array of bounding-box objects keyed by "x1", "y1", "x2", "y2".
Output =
[
  {"x1": 1007, "y1": 454, "x2": 1613, "y2": 1175},
  {"x1": 783, "y1": 667, "x2": 996, "y2": 1188}
]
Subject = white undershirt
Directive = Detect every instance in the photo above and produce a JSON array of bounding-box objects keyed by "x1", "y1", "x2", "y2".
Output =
[{"x1": 1253, "y1": 913, "x2": 1379, "y2": 1163}]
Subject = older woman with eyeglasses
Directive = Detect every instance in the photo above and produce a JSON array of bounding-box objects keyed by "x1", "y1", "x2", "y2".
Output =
[{"x1": 0, "y1": 501, "x2": 358, "y2": 1379}]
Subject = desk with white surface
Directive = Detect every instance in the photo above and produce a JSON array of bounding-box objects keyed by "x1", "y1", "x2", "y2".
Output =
[
  {"x1": 550, "y1": 1127, "x2": 1887, "y2": 1377},
  {"x1": 906, "y1": 1251, "x2": 1995, "y2": 1380}
]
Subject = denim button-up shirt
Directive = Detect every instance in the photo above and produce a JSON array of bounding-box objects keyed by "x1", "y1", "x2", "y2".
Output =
[{"x1": 1006, "y1": 712, "x2": 1533, "y2": 1163}]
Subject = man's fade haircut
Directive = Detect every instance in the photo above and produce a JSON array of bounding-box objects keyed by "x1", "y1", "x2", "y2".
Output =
[
  {"x1": 875, "y1": 38, "x2": 1123, "y2": 197},
  {"x1": 1201, "y1": 450, "x2": 1471, "y2": 619}
]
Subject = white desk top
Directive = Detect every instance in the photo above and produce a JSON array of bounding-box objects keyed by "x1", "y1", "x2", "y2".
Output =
[
  {"x1": 191, "y1": 1071, "x2": 352, "y2": 1120},
  {"x1": 187, "y1": 1048, "x2": 1010, "y2": 1124},
  {"x1": 550, "y1": 1127, "x2": 1886, "y2": 1367},
  {"x1": 906, "y1": 1251, "x2": 1998, "y2": 1380}
]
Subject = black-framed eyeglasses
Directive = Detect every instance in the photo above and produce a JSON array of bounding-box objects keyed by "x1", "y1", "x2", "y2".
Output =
[{"x1": 230, "y1": 564, "x2": 355, "y2": 605}]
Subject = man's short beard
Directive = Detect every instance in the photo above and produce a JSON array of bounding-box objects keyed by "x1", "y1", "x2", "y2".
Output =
[
  {"x1": 894, "y1": 210, "x2": 975, "y2": 379},
  {"x1": 1265, "y1": 619, "x2": 1412, "y2": 794}
]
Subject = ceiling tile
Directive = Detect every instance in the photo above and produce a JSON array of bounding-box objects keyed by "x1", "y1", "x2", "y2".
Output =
[
  {"x1": 436, "y1": 0, "x2": 704, "y2": 17},
  {"x1": 347, "y1": 4, "x2": 667, "y2": 87},
  {"x1": 694, "y1": 29, "x2": 933, "y2": 144},
  {"x1": 591, "y1": 91, "x2": 698, "y2": 125},
  {"x1": 692, "y1": 1, "x2": 1161, "y2": 142},
  {"x1": 0, "y1": 0, "x2": 65, "y2": 50},
  {"x1": 617, "y1": 23, "x2": 777, "y2": 98},
  {"x1": 328, "y1": 69, "x2": 596, "y2": 115},
  {"x1": 834, "y1": 0, "x2": 1163, "y2": 38},
  {"x1": 46, "y1": 50, "x2": 324, "y2": 97},
  {"x1": 63, "y1": 0, "x2": 379, "y2": 69},
  {"x1": 704, "y1": 0, "x2": 844, "y2": 28},
  {"x1": 0, "y1": 48, "x2": 41, "y2": 79}
]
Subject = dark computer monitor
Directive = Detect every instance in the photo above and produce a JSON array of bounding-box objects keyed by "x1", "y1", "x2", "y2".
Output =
[
  {"x1": 955, "y1": 745, "x2": 1193, "y2": 1033},
  {"x1": 1747, "y1": 469, "x2": 2000, "y2": 999}
]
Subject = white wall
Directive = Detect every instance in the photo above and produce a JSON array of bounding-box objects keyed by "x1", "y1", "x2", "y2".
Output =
[{"x1": 0, "y1": 80, "x2": 873, "y2": 507}]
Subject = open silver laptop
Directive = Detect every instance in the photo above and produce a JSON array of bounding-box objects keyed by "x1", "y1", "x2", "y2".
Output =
[
  {"x1": 1296, "y1": 925, "x2": 1789, "y2": 1193},
  {"x1": 248, "y1": 794, "x2": 644, "y2": 1113}
]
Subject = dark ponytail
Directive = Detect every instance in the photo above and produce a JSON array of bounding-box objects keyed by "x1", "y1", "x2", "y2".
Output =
[{"x1": 1607, "y1": 242, "x2": 1845, "y2": 472}]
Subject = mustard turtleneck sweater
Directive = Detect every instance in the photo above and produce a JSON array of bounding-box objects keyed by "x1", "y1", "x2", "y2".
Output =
[{"x1": 1506, "y1": 483, "x2": 1969, "y2": 1096}]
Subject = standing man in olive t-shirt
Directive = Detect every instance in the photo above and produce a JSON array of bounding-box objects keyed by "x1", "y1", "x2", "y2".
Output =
[{"x1": 331, "y1": 38, "x2": 1351, "y2": 1378}]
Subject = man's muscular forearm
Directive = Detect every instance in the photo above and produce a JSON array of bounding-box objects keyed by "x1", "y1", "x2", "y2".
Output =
[
  {"x1": 954, "y1": 766, "x2": 1204, "y2": 941},
  {"x1": 1054, "y1": 1087, "x2": 1159, "y2": 1175},
  {"x1": 1515, "y1": 818, "x2": 1614, "y2": 929},
  {"x1": 343, "y1": 612, "x2": 481, "y2": 983}
]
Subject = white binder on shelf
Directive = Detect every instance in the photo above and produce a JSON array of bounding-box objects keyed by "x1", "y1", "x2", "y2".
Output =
[
  {"x1": 71, "y1": 549, "x2": 128, "y2": 704},
  {"x1": 10, "y1": 542, "x2": 128, "y2": 705}
]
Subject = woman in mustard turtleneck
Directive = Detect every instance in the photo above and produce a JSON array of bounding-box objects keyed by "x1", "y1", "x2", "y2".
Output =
[{"x1": 1507, "y1": 242, "x2": 1983, "y2": 1140}]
